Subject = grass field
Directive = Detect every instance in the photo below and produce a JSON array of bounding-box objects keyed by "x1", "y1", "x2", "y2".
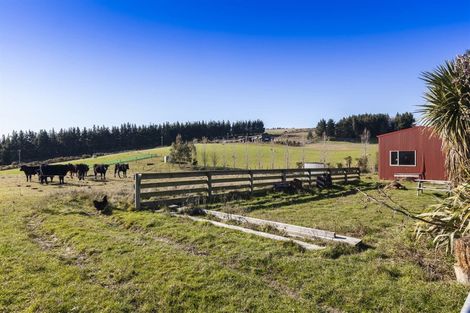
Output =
[
  {"x1": 265, "y1": 128, "x2": 311, "y2": 142},
  {"x1": 1, "y1": 141, "x2": 466, "y2": 312},
  {"x1": 0, "y1": 141, "x2": 377, "y2": 176},
  {"x1": 0, "y1": 171, "x2": 468, "y2": 312}
]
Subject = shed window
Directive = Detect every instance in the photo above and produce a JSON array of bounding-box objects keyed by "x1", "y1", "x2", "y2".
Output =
[
  {"x1": 390, "y1": 151, "x2": 398, "y2": 165},
  {"x1": 390, "y1": 151, "x2": 416, "y2": 166}
]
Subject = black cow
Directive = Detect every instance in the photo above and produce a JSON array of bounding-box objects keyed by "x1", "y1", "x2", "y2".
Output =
[
  {"x1": 67, "y1": 164, "x2": 78, "y2": 178},
  {"x1": 114, "y1": 163, "x2": 130, "y2": 178},
  {"x1": 19, "y1": 165, "x2": 39, "y2": 182},
  {"x1": 39, "y1": 164, "x2": 69, "y2": 184},
  {"x1": 76, "y1": 164, "x2": 89, "y2": 180},
  {"x1": 94, "y1": 164, "x2": 109, "y2": 180},
  {"x1": 316, "y1": 173, "x2": 333, "y2": 189}
]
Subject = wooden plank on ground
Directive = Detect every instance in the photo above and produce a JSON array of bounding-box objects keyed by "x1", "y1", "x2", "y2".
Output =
[
  {"x1": 178, "y1": 214, "x2": 324, "y2": 251},
  {"x1": 204, "y1": 210, "x2": 362, "y2": 246}
]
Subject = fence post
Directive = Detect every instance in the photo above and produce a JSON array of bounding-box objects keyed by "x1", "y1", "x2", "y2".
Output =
[
  {"x1": 344, "y1": 170, "x2": 348, "y2": 183},
  {"x1": 308, "y1": 169, "x2": 312, "y2": 189},
  {"x1": 207, "y1": 173, "x2": 212, "y2": 199},
  {"x1": 249, "y1": 171, "x2": 254, "y2": 194},
  {"x1": 281, "y1": 170, "x2": 287, "y2": 183},
  {"x1": 134, "y1": 173, "x2": 141, "y2": 210}
]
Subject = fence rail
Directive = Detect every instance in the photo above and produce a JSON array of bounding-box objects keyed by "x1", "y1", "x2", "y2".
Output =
[{"x1": 134, "y1": 167, "x2": 360, "y2": 209}]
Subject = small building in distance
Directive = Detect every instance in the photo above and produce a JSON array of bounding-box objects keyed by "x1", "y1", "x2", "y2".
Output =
[{"x1": 377, "y1": 126, "x2": 446, "y2": 180}]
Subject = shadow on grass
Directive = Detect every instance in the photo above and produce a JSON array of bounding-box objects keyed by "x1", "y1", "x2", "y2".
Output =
[{"x1": 230, "y1": 181, "x2": 377, "y2": 213}]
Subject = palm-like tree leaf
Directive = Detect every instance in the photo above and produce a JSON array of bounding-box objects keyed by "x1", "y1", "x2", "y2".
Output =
[{"x1": 418, "y1": 52, "x2": 470, "y2": 184}]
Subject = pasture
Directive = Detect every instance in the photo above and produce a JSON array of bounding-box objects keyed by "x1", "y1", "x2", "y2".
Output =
[
  {"x1": 0, "y1": 141, "x2": 466, "y2": 312},
  {"x1": 0, "y1": 170, "x2": 467, "y2": 312},
  {"x1": 1, "y1": 141, "x2": 377, "y2": 176}
]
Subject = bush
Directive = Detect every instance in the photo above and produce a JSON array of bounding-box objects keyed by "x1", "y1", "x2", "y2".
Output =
[
  {"x1": 415, "y1": 183, "x2": 470, "y2": 253},
  {"x1": 169, "y1": 134, "x2": 197, "y2": 165},
  {"x1": 356, "y1": 156, "x2": 369, "y2": 173}
]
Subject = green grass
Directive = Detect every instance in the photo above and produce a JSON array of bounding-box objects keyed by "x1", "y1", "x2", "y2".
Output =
[
  {"x1": 0, "y1": 174, "x2": 467, "y2": 312},
  {"x1": 1, "y1": 141, "x2": 376, "y2": 176},
  {"x1": 198, "y1": 141, "x2": 376, "y2": 169}
]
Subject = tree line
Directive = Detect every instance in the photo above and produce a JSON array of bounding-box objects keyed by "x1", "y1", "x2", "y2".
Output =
[
  {"x1": 314, "y1": 112, "x2": 415, "y2": 140},
  {"x1": 0, "y1": 120, "x2": 265, "y2": 165}
]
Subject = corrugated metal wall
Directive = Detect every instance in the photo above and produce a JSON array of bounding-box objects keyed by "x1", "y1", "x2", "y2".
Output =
[{"x1": 378, "y1": 126, "x2": 446, "y2": 180}]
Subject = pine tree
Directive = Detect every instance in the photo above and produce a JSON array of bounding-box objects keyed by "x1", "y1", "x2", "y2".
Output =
[{"x1": 315, "y1": 119, "x2": 327, "y2": 137}]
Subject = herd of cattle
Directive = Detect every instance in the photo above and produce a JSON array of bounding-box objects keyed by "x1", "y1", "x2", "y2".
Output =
[{"x1": 19, "y1": 163, "x2": 130, "y2": 184}]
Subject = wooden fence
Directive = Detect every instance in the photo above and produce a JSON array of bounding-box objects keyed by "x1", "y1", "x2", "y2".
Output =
[{"x1": 134, "y1": 167, "x2": 360, "y2": 209}]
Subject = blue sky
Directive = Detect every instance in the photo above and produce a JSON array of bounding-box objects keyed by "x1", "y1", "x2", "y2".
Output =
[{"x1": 0, "y1": 1, "x2": 469, "y2": 136}]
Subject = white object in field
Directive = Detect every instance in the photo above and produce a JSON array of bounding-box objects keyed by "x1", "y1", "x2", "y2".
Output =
[
  {"x1": 204, "y1": 210, "x2": 362, "y2": 246},
  {"x1": 163, "y1": 155, "x2": 172, "y2": 163},
  {"x1": 303, "y1": 162, "x2": 327, "y2": 169},
  {"x1": 179, "y1": 214, "x2": 324, "y2": 251}
]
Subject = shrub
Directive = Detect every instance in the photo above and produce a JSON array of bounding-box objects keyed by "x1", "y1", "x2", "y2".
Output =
[
  {"x1": 415, "y1": 183, "x2": 470, "y2": 253},
  {"x1": 169, "y1": 134, "x2": 196, "y2": 165},
  {"x1": 356, "y1": 155, "x2": 369, "y2": 173}
]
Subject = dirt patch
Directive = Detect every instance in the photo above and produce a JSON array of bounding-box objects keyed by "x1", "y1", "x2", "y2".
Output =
[
  {"x1": 24, "y1": 213, "x2": 89, "y2": 267},
  {"x1": 265, "y1": 278, "x2": 303, "y2": 301},
  {"x1": 106, "y1": 216, "x2": 210, "y2": 257}
]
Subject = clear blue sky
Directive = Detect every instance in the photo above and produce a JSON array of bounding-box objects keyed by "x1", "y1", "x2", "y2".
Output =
[{"x1": 0, "y1": 0, "x2": 469, "y2": 136}]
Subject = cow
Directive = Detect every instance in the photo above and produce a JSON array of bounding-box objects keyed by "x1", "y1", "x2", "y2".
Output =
[
  {"x1": 39, "y1": 164, "x2": 69, "y2": 184},
  {"x1": 19, "y1": 165, "x2": 39, "y2": 182},
  {"x1": 114, "y1": 163, "x2": 130, "y2": 178},
  {"x1": 94, "y1": 164, "x2": 109, "y2": 180},
  {"x1": 76, "y1": 164, "x2": 89, "y2": 180},
  {"x1": 67, "y1": 163, "x2": 78, "y2": 178}
]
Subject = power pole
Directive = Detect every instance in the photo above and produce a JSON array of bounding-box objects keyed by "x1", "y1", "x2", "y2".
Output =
[
  {"x1": 18, "y1": 149, "x2": 21, "y2": 165},
  {"x1": 161, "y1": 135, "x2": 163, "y2": 147}
]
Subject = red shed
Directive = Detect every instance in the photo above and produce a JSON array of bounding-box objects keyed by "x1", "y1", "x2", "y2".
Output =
[{"x1": 377, "y1": 126, "x2": 446, "y2": 180}]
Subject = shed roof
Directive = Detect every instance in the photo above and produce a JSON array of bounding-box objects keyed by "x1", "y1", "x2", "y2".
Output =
[{"x1": 377, "y1": 126, "x2": 429, "y2": 138}]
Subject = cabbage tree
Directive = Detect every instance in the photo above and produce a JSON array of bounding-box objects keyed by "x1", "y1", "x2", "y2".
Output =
[{"x1": 419, "y1": 51, "x2": 470, "y2": 184}]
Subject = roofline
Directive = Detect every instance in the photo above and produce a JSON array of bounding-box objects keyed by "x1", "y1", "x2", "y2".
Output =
[{"x1": 377, "y1": 126, "x2": 428, "y2": 138}]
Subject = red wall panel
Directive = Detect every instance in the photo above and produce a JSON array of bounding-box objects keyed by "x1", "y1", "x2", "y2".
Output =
[{"x1": 378, "y1": 127, "x2": 446, "y2": 180}]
